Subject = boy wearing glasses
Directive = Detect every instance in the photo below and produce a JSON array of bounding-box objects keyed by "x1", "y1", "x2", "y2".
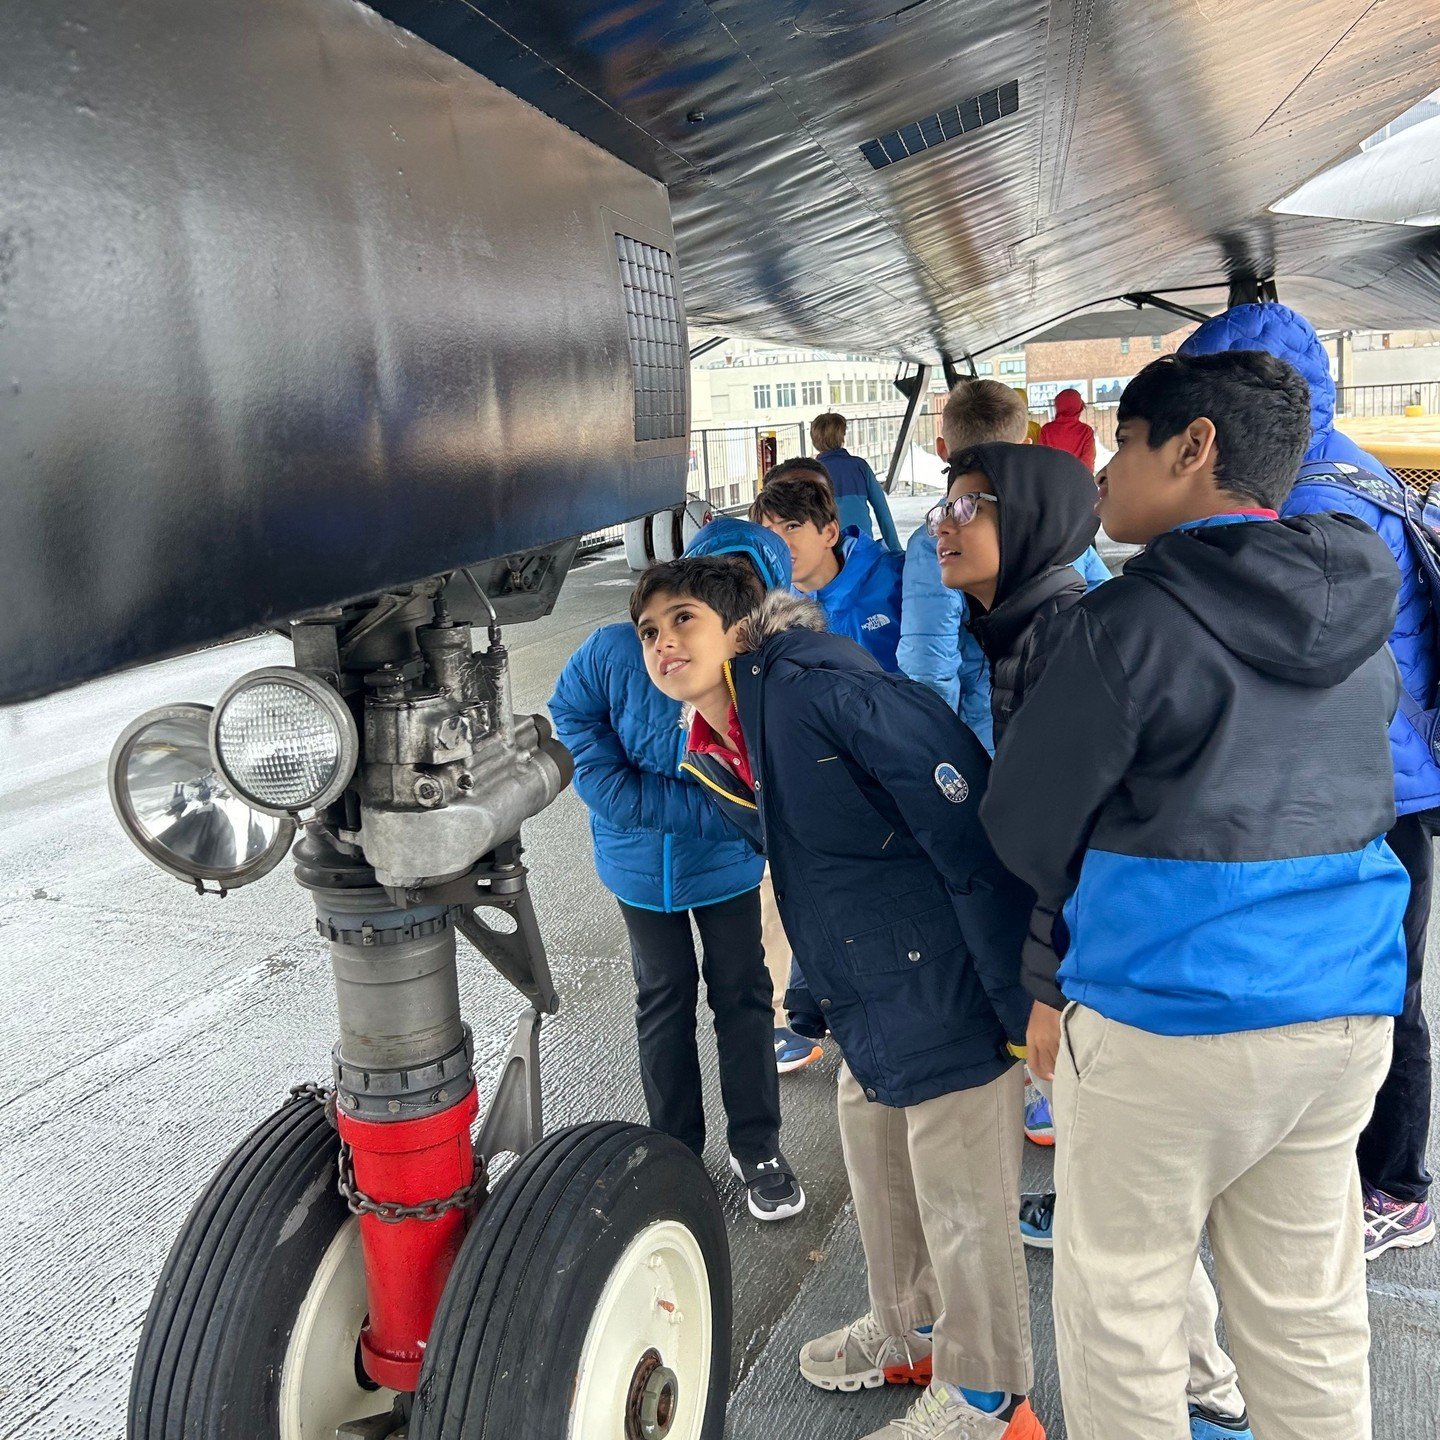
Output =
[{"x1": 632, "y1": 555, "x2": 1045, "y2": 1440}]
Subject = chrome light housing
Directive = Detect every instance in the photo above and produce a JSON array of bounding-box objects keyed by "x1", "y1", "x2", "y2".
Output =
[
  {"x1": 108, "y1": 703, "x2": 296, "y2": 892},
  {"x1": 210, "y1": 666, "x2": 359, "y2": 817}
]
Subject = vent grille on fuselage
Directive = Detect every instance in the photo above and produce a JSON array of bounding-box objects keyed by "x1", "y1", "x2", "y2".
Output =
[
  {"x1": 616, "y1": 235, "x2": 685, "y2": 443},
  {"x1": 859, "y1": 80, "x2": 1020, "y2": 170}
]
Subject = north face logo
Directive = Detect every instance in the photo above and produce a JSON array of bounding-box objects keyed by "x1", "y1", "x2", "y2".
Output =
[{"x1": 861, "y1": 614, "x2": 892, "y2": 631}]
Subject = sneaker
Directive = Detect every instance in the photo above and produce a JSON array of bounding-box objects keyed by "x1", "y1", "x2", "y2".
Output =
[
  {"x1": 859, "y1": 1382, "x2": 1045, "y2": 1439},
  {"x1": 1023, "y1": 1088, "x2": 1054, "y2": 1146},
  {"x1": 798, "y1": 1311, "x2": 933, "y2": 1392},
  {"x1": 1018, "y1": 1191, "x2": 1054, "y2": 1250},
  {"x1": 775, "y1": 1025, "x2": 823, "y2": 1073},
  {"x1": 1363, "y1": 1184, "x2": 1436, "y2": 1259},
  {"x1": 728, "y1": 1151, "x2": 805, "y2": 1221},
  {"x1": 1189, "y1": 1403, "x2": 1254, "y2": 1439}
]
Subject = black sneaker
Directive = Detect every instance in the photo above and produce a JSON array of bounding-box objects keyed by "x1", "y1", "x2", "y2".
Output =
[
  {"x1": 1189, "y1": 1403, "x2": 1254, "y2": 1438},
  {"x1": 728, "y1": 1151, "x2": 806, "y2": 1221},
  {"x1": 1018, "y1": 1191, "x2": 1055, "y2": 1250}
]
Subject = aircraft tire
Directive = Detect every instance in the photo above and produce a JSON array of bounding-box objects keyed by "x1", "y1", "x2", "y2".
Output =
[
  {"x1": 127, "y1": 1090, "x2": 391, "y2": 1438},
  {"x1": 411, "y1": 1120, "x2": 730, "y2": 1440}
]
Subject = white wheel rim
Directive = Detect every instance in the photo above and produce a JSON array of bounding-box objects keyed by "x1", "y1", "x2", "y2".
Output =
[
  {"x1": 567, "y1": 1218, "x2": 713, "y2": 1440},
  {"x1": 278, "y1": 1217, "x2": 397, "y2": 1438}
]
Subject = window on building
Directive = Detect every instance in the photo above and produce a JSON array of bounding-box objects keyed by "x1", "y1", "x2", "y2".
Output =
[
  {"x1": 844, "y1": 379, "x2": 856, "y2": 404},
  {"x1": 1151, "y1": 334, "x2": 1163, "y2": 350},
  {"x1": 866, "y1": 380, "x2": 879, "y2": 403},
  {"x1": 776, "y1": 382, "x2": 796, "y2": 407},
  {"x1": 978, "y1": 362, "x2": 994, "y2": 375},
  {"x1": 753, "y1": 385, "x2": 771, "y2": 408},
  {"x1": 829, "y1": 380, "x2": 842, "y2": 405},
  {"x1": 802, "y1": 380, "x2": 824, "y2": 406},
  {"x1": 1120, "y1": 338, "x2": 1130, "y2": 355},
  {"x1": 1000, "y1": 359, "x2": 1024, "y2": 375}
]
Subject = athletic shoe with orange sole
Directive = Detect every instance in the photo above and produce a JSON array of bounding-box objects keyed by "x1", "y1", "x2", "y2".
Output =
[
  {"x1": 859, "y1": 1383, "x2": 1046, "y2": 1439},
  {"x1": 798, "y1": 1312, "x2": 933, "y2": 1392},
  {"x1": 1023, "y1": 1086, "x2": 1054, "y2": 1146}
]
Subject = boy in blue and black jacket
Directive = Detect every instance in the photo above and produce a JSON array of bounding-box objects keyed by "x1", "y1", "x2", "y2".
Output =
[
  {"x1": 632, "y1": 557, "x2": 1044, "y2": 1440},
  {"x1": 982, "y1": 351, "x2": 1408, "y2": 1440},
  {"x1": 548, "y1": 519, "x2": 806, "y2": 1224}
]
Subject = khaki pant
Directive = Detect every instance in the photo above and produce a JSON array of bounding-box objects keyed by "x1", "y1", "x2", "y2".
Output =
[
  {"x1": 1028, "y1": 1073, "x2": 1244, "y2": 1420},
  {"x1": 1053, "y1": 1006, "x2": 1392, "y2": 1440},
  {"x1": 837, "y1": 1061, "x2": 1033, "y2": 1394},
  {"x1": 759, "y1": 867, "x2": 791, "y2": 1025}
]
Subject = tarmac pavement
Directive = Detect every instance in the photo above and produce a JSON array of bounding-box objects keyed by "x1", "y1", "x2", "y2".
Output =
[{"x1": 1, "y1": 493, "x2": 1435, "y2": 1437}]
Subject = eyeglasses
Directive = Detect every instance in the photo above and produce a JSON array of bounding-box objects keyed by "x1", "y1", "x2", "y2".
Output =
[{"x1": 925, "y1": 493, "x2": 997, "y2": 536}]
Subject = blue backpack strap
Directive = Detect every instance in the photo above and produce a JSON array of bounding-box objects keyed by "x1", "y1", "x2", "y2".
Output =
[{"x1": 1294, "y1": 459, "x2": 1409, "y2": 519}]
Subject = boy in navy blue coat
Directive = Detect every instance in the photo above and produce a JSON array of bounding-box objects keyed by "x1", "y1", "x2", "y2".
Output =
[
  {"x1": 983, "y1": 351, "x2": 1408, "y2": 1440},
  {"x1": 632, "y1": 559, "x2": 1044, "y2": 1440},
  {"x1": 550, "y1": 520, "x2": 805, "y2": 1222}
]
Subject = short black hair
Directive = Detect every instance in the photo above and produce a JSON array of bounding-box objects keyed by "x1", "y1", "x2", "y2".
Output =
[
  {"x1": 629, "y1": 555, "x2": 764, "y2": 631},
  {"x1": 749, "y1": 469, "x2": 838, "y2": 531},
  {"x1": 766, "y1": 456, "x2": 833, "y2": 486},
  {"x1": 1116, "y1": 351, "x2": 1311, "y2": 508}
]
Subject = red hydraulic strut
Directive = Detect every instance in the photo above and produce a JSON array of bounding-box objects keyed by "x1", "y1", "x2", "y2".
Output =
[{"x1": 338, "y1": 1085, "x2": 481, "y2": 1391}]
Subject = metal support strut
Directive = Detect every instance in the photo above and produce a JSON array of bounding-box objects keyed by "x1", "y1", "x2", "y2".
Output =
[{"x1": 884, "y1": 363, "x2": 934, "y2": 493}]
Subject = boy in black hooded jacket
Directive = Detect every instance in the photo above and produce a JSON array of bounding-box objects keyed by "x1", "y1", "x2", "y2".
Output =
[
  {"x1": 982, "y1": 352, "x2": 1406, "y2": 1440},
  {"x1": 934, "y1": 440, "x2": 1253, "y2": 1439}
]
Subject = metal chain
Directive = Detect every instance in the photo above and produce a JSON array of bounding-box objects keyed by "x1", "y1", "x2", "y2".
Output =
[{"x1": 288, "y1": 1081, "x2": 487, "y2": 1225}]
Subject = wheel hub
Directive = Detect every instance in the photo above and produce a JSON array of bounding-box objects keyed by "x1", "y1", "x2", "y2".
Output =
[{"x1": 625, "y1": 1348, "x2": 679, "y2": 1440}]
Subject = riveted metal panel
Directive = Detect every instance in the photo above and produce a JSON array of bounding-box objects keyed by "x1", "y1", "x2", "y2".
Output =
[{"x1": 0, "y1": 0, "x2": 685, "y2": 703}]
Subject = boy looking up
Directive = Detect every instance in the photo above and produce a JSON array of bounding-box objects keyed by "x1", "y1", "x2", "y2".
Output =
[
  {"x1": 899, "y1": 381, "x2": 1109, "y2": 752},
  {"x1": 633, "y1": 557, "x2": 1044, "y2": 1440},
  {"x1": 982, "y1": 351, "x2": 1408, "y2": 1440}
]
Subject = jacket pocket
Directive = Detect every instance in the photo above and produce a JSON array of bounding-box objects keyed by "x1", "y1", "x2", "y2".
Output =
[
  {"x1": 840, "y1": 904, "x2": 961, "y2": 975},
  {"x1": 813, "y1": 754, "x2": 898, "y2": 852}
]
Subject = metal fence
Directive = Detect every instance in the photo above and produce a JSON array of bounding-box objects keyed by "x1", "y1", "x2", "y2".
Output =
[
  {"x1": 577, "y1": 381, "x2": 1440, "y2": 555},
  {"x1": 1335, "y1": 381, "x2": 1440, "y2": 418}
]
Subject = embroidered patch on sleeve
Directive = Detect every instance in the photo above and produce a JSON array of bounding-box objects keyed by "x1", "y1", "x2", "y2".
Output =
[{"x1": 934, "y1": 762, "x2": 969, "y2": 804}]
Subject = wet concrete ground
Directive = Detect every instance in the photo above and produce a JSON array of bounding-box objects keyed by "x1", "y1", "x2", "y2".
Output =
[{"x1": 1, "y1": 494, "x2": 1436, "y2": 1437}]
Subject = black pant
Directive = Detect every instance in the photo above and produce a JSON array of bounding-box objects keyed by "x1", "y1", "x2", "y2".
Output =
[
  {"x1": 1358, "y1": 810, "x2": 1436, "y2": 1202},
  {"x1": 618, "y1": 889, "x2": 781, "y2": 1165}
]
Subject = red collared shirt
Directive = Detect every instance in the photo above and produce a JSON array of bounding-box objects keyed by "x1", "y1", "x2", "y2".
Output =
[{"x1": 686, "y1": 703, "x2": 755, "y2": 791}]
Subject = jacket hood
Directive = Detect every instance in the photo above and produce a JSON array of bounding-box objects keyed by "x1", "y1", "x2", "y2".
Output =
[
  {"x1": 948, "y1": 442, "x2": 1100, "y2": 607},
  {"x1": 1053, "y1": 387, "x2": 1084, "y2": 418},
  {"x1": 1179, "y1": 303, "x2": 1338, "y2": 453},
  {"x1": 736, "y1": 590, "x2": 827, "y2": 651},
  {"x1": 686, "y1": 516, "x2": 793, "y2": 590},
  {"x1": 1127, "y1": 513, "x2": 1399, "y2": 687}
]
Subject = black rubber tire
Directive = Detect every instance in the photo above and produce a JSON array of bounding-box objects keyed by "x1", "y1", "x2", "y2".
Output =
[
  {"x1": 128, "y1": 1092, "x2": 349, "y2": 1438},
  {"x1": 411, "y1": 1122, "x2": 731, "y2": 1440}
]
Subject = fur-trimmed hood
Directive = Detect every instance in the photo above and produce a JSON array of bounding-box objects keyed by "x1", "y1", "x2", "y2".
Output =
[{"x1": 736, "y1": 590, "x2": 827, "y2": 652}]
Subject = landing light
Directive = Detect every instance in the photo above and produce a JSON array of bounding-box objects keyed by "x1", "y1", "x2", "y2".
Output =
[
  {"x1": 108, "y1": 703, "x2": 296, "y2": 893},
  {"x1": 210, "y1": 667, "x2": 359, "y2": 816}
]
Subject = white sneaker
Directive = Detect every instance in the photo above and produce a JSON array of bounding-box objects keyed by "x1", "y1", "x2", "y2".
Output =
[
  {"x1": 798, "y1": 1311, "x2": 933, "y2": 1392},
  {"x1": 859, "y1": 1383, "x2": 1044, "y2": 1439}
]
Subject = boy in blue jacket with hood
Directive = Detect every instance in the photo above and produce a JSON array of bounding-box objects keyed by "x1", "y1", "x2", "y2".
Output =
[
  {"x1": 1181, "y1": 302, "x2": 1439, "y2": 1257},
  {"x1": 751, "y1": 461, "x2": 907, "y2": 671},
  {"x1": 549, "y1": 518, "x2": 806, "y2": 1223},
  {"x1": 982, "y1": 350, "x2": 1407, "y2": 1440},
  {"x1": 632, "y1": 556, "x2": 1043, "y2": 1440},
  {"x1": 811, "y1": 410, "x2": 902, "y2": 552}
]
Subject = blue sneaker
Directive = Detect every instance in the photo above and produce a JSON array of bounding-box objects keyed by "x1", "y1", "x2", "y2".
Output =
[
  {"x1": 775, "y1": 1026, "x2": 823, "y2": 1074},
  {"x1": 1018, "y1": 1191, "x2": 1054, "y2": 1250},
  {"x1": 1023, "y1": 1088, "x2": 1054, "y2": 1146},
  {"x1": 1189, "y1": 1404, "x2": 1253, "y2": 1439}
]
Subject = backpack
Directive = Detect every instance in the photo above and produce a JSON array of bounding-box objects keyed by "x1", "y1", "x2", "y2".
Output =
[{"x1": 1294, "y1": 459, "x2": 1440, "y2": 763}]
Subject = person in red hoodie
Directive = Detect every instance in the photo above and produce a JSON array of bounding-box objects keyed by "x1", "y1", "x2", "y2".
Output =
[{"x1": 1038, "y1": 388, "x2": 1096, "y2": 472}]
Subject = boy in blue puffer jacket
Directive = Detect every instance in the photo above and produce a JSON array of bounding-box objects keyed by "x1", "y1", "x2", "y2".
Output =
[
  {"x1": 811, "y1": 410, "x2": 902, "y2": 552},
  {"x1": 548, "y1": 519, "x2": 806, "y2": 1223},
  {"x1": 1181, "y1": 302, "x2": 1439, "y2": 1258},
  {"x1": 750, "y1": 461, "x2": 906, "y2": 671}
]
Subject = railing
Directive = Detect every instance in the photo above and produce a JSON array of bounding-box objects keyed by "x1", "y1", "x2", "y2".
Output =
[
  {"x1": 1336, "y1": 382, "x2": 1440, "y2": 418},
  {"x1": 579, "y1": 382, "x2": 1440, "y2": 555}
]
